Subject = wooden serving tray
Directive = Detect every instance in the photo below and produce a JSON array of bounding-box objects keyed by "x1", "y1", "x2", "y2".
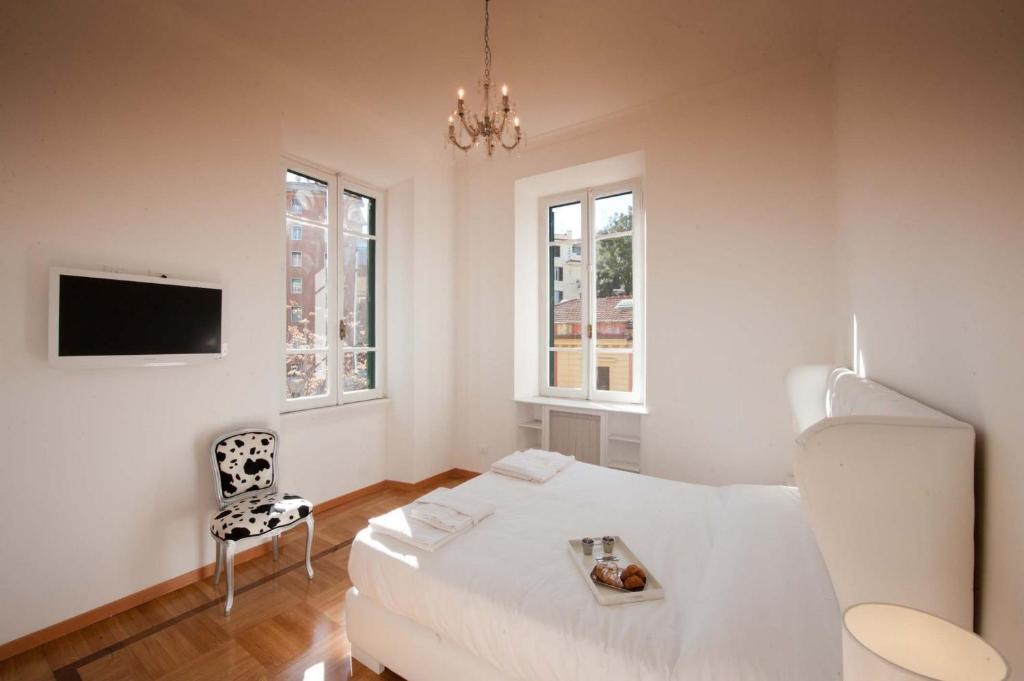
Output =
[{"x1": 567, "y1": 536, "x2": 665, "y2": 605}]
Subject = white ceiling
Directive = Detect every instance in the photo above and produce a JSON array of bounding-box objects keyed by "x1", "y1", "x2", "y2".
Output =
[{"x1": 171, "y1": 0, "x2": 827, "y2": 153}]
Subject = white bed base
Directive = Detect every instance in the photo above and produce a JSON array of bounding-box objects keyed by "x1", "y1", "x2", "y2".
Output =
[{"x1": 346, "y1": 586, "x2": 517, "y2": 681}]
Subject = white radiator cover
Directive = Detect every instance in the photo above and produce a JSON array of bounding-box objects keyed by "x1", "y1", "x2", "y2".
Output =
[{"x1": 548, "y1": 410, "x2": 601, "y2": 464}]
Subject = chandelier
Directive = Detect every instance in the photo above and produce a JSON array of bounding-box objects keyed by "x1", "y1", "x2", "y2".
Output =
[{"x1": 447, "y1": 0, "x2": 522, "y2": 156}]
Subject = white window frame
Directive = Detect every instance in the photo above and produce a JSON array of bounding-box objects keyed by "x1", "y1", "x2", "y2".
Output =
[
  {"x1": 539, "y1": 179, "x2": 645, "y2": 404},
  {"x1": 339, "y1": 179, "x2": 385, "y2": 404},
  {"x1": 281, "y1": 159, "x2": 386, "y2": 412}
]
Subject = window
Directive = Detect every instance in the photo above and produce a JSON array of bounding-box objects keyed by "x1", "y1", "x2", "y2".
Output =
[
  {"x1": 283, "y1": 163, "x2": 384, "y2": 410},
  {"x1": 541, "y1": 180, "x2": 644, "y2": 403}
]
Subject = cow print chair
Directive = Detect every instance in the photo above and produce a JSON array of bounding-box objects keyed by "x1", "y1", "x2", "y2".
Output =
[{"x1": 209, "y1": 428, "x2": 313, "y2": 614}]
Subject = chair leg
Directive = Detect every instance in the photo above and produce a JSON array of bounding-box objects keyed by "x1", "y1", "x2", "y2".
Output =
[
  {"x1": 213, "y1": 541, "x2": 223, "y2": 585},
  {"x1": 224, "y1": 541, "x2": 236, "y2": 615},
  {"x1": 272, "y1": 534, "x2": 279, "y2": 562},
  {"x1": 304, "y1": 515, "x2": 315, "y2": 580}
]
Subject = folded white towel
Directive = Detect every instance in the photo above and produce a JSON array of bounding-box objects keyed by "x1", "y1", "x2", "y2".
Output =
[
  {"x1": 491, "y1": 449, "x2": 575, "y2": 483},
  {"x1": 411, "y1": 503, "x2": 472, "y2": 533},
  {"x1": 411, "y1": 488, "x2": 496, "y2": 530},
  {"x1": 368, "y1": 507, "x2": 460, "y2": 552}
]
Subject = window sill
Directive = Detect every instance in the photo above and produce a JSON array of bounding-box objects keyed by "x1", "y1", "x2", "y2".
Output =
[
  {"x1": 281, "y1": 397, "x2": 391, "y2": 419},
  {"x1": 515, "y1": 395, "x2": 648, "y2": 415}
]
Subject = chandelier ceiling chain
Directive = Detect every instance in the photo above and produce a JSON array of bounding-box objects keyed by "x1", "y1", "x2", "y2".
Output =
[
  {"x1": 483, "y1": 0, "x2": 491, "y2": 83},
  {"x1": 447, "y1": 0, "x2": 522, "y2": 156}
]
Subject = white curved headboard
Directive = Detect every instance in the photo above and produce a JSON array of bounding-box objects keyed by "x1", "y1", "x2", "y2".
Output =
[{"x1": 787, "y1": 367, "x2": 975, "y2": 679}]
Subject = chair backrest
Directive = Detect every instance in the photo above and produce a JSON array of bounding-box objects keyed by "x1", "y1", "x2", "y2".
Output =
[{"x1": 210, "y1": 428, "x2": 279, "y2": 506}]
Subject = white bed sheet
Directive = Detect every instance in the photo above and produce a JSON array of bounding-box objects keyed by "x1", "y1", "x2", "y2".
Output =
[{"x1": 348, "y1": 463, "x2": 841, "y2": 681}]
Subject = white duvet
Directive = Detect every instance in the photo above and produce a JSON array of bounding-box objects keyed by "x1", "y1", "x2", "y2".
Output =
[{"x1": 348, "y1": 463, "x2": 841, "y2": 681}]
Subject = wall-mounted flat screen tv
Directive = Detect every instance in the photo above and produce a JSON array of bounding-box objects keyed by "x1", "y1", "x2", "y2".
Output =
[{"x1": 49, "y1": 268, "x2": 225, "y2": 367}]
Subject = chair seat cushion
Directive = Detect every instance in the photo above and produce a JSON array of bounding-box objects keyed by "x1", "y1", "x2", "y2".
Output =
[{"x1": 211, "y1": 491, "x2": 313, "y2": 541}]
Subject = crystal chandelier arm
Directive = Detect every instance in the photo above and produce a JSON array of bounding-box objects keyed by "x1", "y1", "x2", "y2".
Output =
[
  {"x1": 449, "y1": 131, "x2": 473, "y2": 151},
  {"x1": 449, "y1": 111, "x2": 475, "y2": 150},
  {"x1": 499, "y1": 111, "x2": 522, "y2": 150},
  {"x1": 459, "y1": 113, "x2": 479, "y2": 137},
  {"x1": 499, "y1": 128, "x2": 522, "y2": 151}
]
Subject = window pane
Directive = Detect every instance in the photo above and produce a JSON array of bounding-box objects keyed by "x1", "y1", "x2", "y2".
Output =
[
  {"x1": 549, "y1": 350, "x2": 583, "y2": 389},
  {"x1": 343, "y1": 190, "x2": 375, "y2": 236},
  {"x1": 550, "y1": 244, "x2": 583, "y2": 348},
  {"x1": 595, "y1": 235, "x2": 633, "y2": 349},
  {"x1": 286, "y1": 352, "x2": 328, "y2": 399},
  {"x1": 285, "y1": 219, "x2": 328, "y2": 350},
  {"x1": 344, "y1": 351, "x2": 376, "y2": 392},
  {"x1": 594, "y1": 192, "x2": 632, "y2": 236},
  {"x1": 549, "y1": 201, "x2": 581, "y2": 241},
  {"x1": 342, "y1": 235, "x2": 374, "y2": 347},
  {"x1": 595, "y1": 351, "x2": 633, "y2": 392},
  {"x1": 286, "y1": 170, "x2": 328, "y2": 225}
]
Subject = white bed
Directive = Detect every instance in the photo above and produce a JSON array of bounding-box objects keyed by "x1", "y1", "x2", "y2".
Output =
[
  {"x1": 347, "y1": 366, "x2": 975, "y2": 681},
  {"x1": 348, "y1": 462, "x2": 841, "y2": 681}
]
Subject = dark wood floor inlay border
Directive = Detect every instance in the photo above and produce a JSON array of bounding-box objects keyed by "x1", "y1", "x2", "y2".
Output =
[{"x1": 51, "y1": 536, "x2": 356, "y2": 681}]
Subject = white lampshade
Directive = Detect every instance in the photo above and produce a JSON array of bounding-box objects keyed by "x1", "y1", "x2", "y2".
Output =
[{"x1": 844, "y1": 603, "x2": 1008, "y2": 681}]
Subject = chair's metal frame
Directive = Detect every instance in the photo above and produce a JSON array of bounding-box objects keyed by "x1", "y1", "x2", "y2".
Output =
[{"x1": 209, "y1": 427, "x2": 314, "y2": 615}]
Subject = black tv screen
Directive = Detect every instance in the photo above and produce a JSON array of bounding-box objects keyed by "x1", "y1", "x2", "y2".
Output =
[{"x1": 58, "y1": 274, "x2": 222, "y2": 357}]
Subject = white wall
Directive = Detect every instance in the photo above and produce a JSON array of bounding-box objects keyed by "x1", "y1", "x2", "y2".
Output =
[
  {"x1": 453, "y1": 60, "x2": 837, "y2": 484},
  {"x1": 385, "y1": 168, "x2": 457, "y2": 483},
  {"x1": 830, "y1": 0, "x2": 1024, "y2": 669},
  {"x1": 0, "y1": 0, "x2": 454, "y2": 646}
]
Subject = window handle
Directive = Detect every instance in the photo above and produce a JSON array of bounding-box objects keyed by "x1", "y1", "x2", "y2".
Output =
[
  {"x1": 587, "y1": 324, "x2": 592, "y2": 339},
  {"x1": 339, "y1": 320, "x2": 347, "y2": 340}
]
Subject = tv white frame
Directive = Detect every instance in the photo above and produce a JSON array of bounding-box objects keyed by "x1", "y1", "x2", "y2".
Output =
[{"x1": 48, "y1": 267, "x2": 226, "y2": 368}]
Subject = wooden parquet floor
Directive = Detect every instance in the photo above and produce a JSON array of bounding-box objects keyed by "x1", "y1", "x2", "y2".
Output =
[{"x1": 0, "y1": 479, "x2": 460, "y2": 681}]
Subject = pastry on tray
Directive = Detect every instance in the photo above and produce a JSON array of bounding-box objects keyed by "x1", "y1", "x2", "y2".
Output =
[
  {"x1": 592, "y1": 563, "x2": 647, "y2": 592},
  {"x1": 593, "y1": 563, "x2": 625, "y2": 589}
]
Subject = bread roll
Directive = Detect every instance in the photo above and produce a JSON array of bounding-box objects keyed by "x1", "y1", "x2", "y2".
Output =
[{"x1": 623, "y1": 575, "x2": 645, "y2": 590}]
